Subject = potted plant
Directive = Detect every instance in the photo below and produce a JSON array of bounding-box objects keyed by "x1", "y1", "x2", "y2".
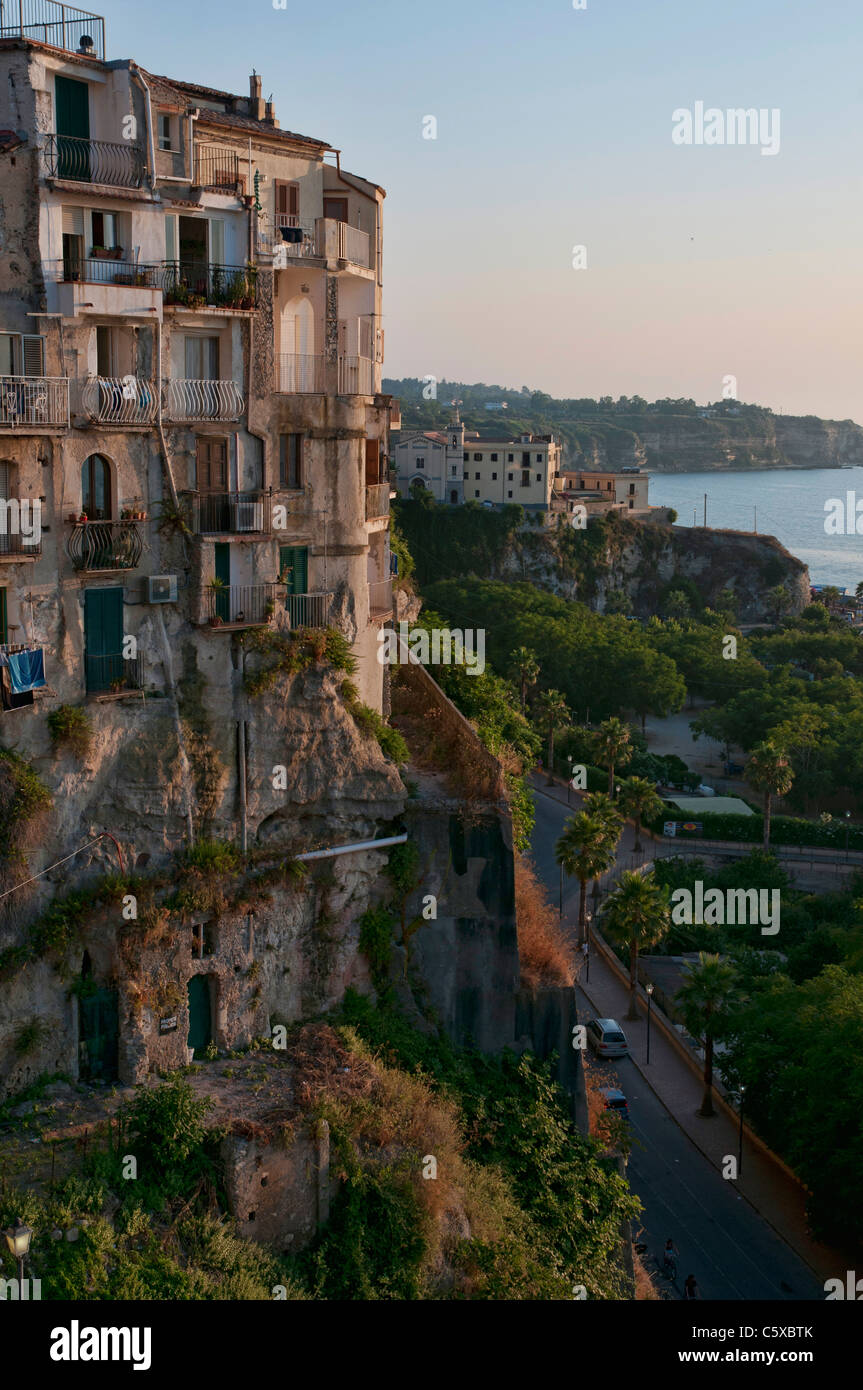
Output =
[
  {"x1": 78, "y1": 512, "x2": 88, "y2": 523},
  {"x1": 264, "y1": 599, "x2": 275, "y2": 620},
  {"x1": 121, "y1": 508, "x2": 130, "y2": 521}
]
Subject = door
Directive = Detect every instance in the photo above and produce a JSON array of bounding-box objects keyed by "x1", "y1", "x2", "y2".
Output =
[
  {"x1": 196, "y1": 437, "x2": 229, "y2": 532},
  {"x1": 79, "y1": 986, "x2": 119, "y2": 1081},
  {"x1": 323, "y1": 196, "x2": 347, "y2": 223},
  {"x1": 365, "y1": 439, "x2": 381, "y2": 486},
  {"x1": 55, "y1": 75, "x2": 90, "y2": 179},
  {"x1": 279, "y1": 546, "x2": 308, "y2": 595},
  {"x1": 178, "y1": 215, "x2": 208, "y2": 294},
  {"x1": 84, "y1": 586, "x2": 123, "y2": 692},
  {"x1": 214, "y1": 542, "x2": 231, "y2": 621},
  {"x1": 187, "y1": 974, "x2": 212, "y2": 1054}
]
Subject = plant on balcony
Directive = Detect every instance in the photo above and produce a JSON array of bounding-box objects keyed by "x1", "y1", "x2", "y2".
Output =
[
  {"x1": 47, "y1": 704, "x2": 92, "y2": 759},
  {"x1": 156, "y1": 496, "x2": 193, "y2": 542},
  {"x1": 207, "y1": 577, "x2": 227, "y2": 591}
]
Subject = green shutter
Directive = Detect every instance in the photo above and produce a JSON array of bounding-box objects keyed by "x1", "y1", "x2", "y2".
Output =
[
  {"x1": 187, "y1": 975, "x2": 212, "y2": 1053},
  {"x1": 279, "y1": 546, "x2": 308, "y2": 595},
  {"x1": 84, "y1": 587, "x2": 123, "y2": 692},
  {"x1": 55, "y1": 76, "x2": 90, "y2": 180}
]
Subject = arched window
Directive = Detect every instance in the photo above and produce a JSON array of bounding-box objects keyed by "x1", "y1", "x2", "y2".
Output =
[
  {"x1": 280, "y1": 295, "x2": 314, "y2": 358},
  {"x1": 81, "y1": 454, "x2": 111, "y2": 520}
]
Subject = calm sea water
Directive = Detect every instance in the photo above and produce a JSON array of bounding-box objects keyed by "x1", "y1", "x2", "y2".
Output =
[{"x1": 647, "y1": 467, "x2": 863, "y2": 589}]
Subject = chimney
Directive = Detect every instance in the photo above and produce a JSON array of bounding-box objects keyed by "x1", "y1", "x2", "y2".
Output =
[
  {"x1": 264, "y1": 98, "x2": 279, "y2": 127},
  {"x1": 249, "y1": 71, "x2": 265, "y2": 120}
]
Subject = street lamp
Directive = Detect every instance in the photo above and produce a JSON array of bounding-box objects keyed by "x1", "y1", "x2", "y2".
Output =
[
  {"x1": 737, "y1": 1086, "x2": 745, "y2": 1177},
  {"x1": 584, "y1": 910, "x2": 592, "y2": 983},
  {"x1": 3, "y1": 1217, "x2": 32, "y2": 1284},
  {"x1": 646, "y1": 982, "x2": 654, "y2": 1064},
  {"x1": 845, "y1": 811, "x2": 852, "y2": 856}
]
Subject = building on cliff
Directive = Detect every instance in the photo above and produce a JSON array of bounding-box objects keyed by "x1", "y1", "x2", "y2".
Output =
[
  {"x1": 393, "y1": 423, "x2": 561, "y2": 510},
  {"x1": 551, "y1": 467, "x2": 652, "y2": 518}
]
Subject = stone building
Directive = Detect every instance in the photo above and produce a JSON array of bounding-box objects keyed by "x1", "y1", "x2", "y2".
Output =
[{"x1": 394, "y1": 425, "x2": 560, "y2": 511}]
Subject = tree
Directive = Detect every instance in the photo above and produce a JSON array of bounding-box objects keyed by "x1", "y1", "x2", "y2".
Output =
[
  {"x1": 617, "y1": 776, "x2": 664, "y2": 855},
  {"x1": 538, "y1": 688, "x2": 569, "y2": 783},
  {"x1": 820, "y1": 586, "x2": 842, "y2": 613},
  {"x1": 766, "y1": 584, "x2": 789, "y2": 624},
  {"x1": 602, "y1": 870, "x2": 670, "y2": 1020},
  {"x1": 596, "y1": 716, "x2": 632, "y2": 795},
  {"x1": 746, "y1": 742, "x2": 794, "y2": 850},
  {"x1": 604, "y1": 589, "x2": 632, "y2": 616},
  {"x1": 512, "y1": 646, "x2": 540, "y2": 714},
  {"x1": 663, "y1": 591, "x2": 692, "y2": 621},
  {"x1": 555, "y1": 811, "x2": 619, "y2": 946},
  {"x1": 675, "y1": 952, "x2": 737, "y2": 1117}
]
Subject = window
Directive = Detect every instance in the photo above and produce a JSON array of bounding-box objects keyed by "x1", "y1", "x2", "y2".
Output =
[
  {"x1": 451, "y1": 465, "x2": 457, "y2": 476},
  {"x1": 415, "y1": 456, "x2": 425, "y2": 468},
  {"x1": 91, "y1": 210, "x2": 119, "y2": 250},
  {"x1": 490, "y1": 453, "x2": 498, "y2": 462},
  {"x1": 192, "y1": 921, "x2": 216, "y2": 957},
  {"x1": 274, "y1": 180, "x2": 300, "y2": 225},
  {"x1": 521, "y1": 470, "x2": 530, "y2": 487},
  {"x1": 629, "y1": 483, "x2": 636, "y2": 495},
  {"x1": 473, "y1": 453, "x2": 482, "y2": 461},
  {"x1": 536, "y1": 453, "x2": 543, "y2": 462},
  {"x1": 507, "y1": 473, "x2": 513, "y2": 482},
  {"x1": 0, "y1": 333, "x2": 45, "y2": 377},
  {"x1": 463, "y1": 453, "x2": 469, "y2": 462},
  {"x1": 184, "y1": 336, "x2": 219, "y2": 380},
  {"x1": 158, "y1": 113, "x2": 173, "y2": 150},
  {"x1": 474, "y1": 490, "x2": 480, "y2": 498},
  {"x1": 491, "y1": 472, "x2": 497, "y2": 480},
  {"x1": 508, "y1": 454, "x2": 514, "y2": 462},
  {"x1": 536, "y1": 473, "x2": 541, "y2": 482},
  {"x1": 279, "y1": 434, "x2": 303, "y2": 490},
  {"x1": 507, "y1": 490, "x2": 513, "y2": 498},
  {"x1": 96, "y1": 326, "x2": 118, "y2": 377},
  {"x1": 522, "y1": 452, "x2": 530, "y2": 465},
  {"x1": 474, "y1": 472, "x2": 480, "y2": 480},
  {"x1": 81, "y1": 454, "x2": 111, "y2": 519},
  {"x1": 628, "y1": 499, "x2": 634, "y2": 508}
]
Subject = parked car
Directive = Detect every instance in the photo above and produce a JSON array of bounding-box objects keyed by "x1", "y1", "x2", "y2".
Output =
[
  {"x1": 695, "y1": 784, "x2": 716, "y2": 797},
  {"x1": 587, "y1": 1017, "x2": 629, "y2": 1058},
  {"x1": 600, "y1": 1087, "x2": 630, "y2": 1120}
]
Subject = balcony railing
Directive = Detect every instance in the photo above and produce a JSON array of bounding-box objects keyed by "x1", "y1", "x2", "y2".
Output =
[
  {"x1": 338, "y1": 356, "x2": 374, "y2": 395},
  {"x1": 0, "y1": 531, "x2": 42, "y2": 560},
  {"x1": 283, "y1": 591, "x2": 333, "y2": 629},
  {"x1": 277, "y1": 354, "x2": 325, "y2": 394},
  {"x1": 186, "y1": 490, "x2": 272, "y2": 535},
  {"x1": 365, "y1": 483, "x2": 390, "y2": 521},
  {"x1": 0, "y1": 376, "x2": 69, "y2": 427},
  {"x1": 337, "y1": 221, "x2": 371, "y2": 268},
  {"x1": 65, "y1": 520, "x2": 144, "y2": 572},
  {"x1": 0, "y1": 2, "x2": 105, "y2": 58},
  {"x1": 161, "y1": 261, "x2": 257, "y2": 309},
  {"x1": 194, "y1": 145, "x2": 240, "y2": 191},
  {"x1": 163, "y1": 378, "x2": 244, "y2": 422},
  {"x1": 43, "y1": 133, "x2": 144, "y2": 187},
  {"x1": 81, "y1": 376, "x2": 158, "y2": 425},
  {"x1": 368, "y1": 578, "x2": 393, "y2": 618},
  {"x1": 47, "y1": 256, "x2": 161, "y2": 287},
  {"x1": 206, "y1": 583, "x2": 276, "y2": 627},
  {"x1": 86, "y1": 652, "x2": 144, "y2": 696}
]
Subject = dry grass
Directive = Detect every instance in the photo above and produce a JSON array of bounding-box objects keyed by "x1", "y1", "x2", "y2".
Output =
[
  {"x1": 515, "y1": 854, "x2": 573, "y2": 988},
  {"x1": 634, "y1": 1248, "x2": 660, "y2": 1300}
]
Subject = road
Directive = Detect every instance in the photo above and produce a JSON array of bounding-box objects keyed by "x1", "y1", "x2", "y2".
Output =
[{"x1": 530, "y1": 781, "x2": 824, "y2": 1300}]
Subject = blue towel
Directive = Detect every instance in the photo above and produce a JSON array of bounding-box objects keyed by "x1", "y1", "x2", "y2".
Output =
[{"x1": 7, "y1": 648, "x2": 45, "y2": 694}]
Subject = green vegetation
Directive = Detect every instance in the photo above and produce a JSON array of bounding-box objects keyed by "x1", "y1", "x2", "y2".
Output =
[
  {"x1": 0, "y1": 747, "x2": 52, "y2": 872},
  {"x1": 602, "y1": 869, "x2": 671, "y2": 1020},
  {"x1": 46, "y1": 704, "x2": 92, "y2": 758}
]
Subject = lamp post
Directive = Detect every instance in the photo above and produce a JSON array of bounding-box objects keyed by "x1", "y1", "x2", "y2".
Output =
[
  {"x1": 737, "y1": 1086, "x2": 745, "y2": 1177},
  {"x1": 646, "y1": 982, "x2": 654, "y2": 1064},
  {"x1": 3, "y1": 1217, "x2": 32, "y2": 1286},
  {"x1": 559, "y1": 861, "x2": 563, "y2": 920},
  {"x1": 584, "y1": 910, "x2": 592, "y2": 983},
  {"x1": 845, "y1": 811, "x2": 851, "y2": 857}
]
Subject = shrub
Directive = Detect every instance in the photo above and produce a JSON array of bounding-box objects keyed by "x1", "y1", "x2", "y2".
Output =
[
  {"x1": 46, "y1": 704, "x2": 92, "y2": 758},
  {"x1": 358, "y1": 905, "x2": 395, "y2": 991},
  {"x1": 514, "y1": 854, "x2": 573, "y2": 988},
  {"x1": 181, "y1": 839, "x2": 242, "y2": 875}
]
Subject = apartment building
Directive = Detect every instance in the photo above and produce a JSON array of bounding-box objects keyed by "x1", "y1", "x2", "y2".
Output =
[
  {"x1": 395, "y1": 427, "x2": 560, "y2": 510},
  {"x1": 553, "y1": 467, "x2": 651, "y2": 516},
  {"x1": 0, "y1": 7, "x2": 394, "y2": 717}
]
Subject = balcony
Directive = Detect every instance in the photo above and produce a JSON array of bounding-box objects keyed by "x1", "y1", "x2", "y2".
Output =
[
  {"x1": 0, "y1": 376, "x2": 69, "y2": 428},
  {"x1": 186, "y1": 491, "x2": 272, "y2": 536},
  {"x1": 338, "y1": 356, "x2": 375, "y2": 395},
  {"x1": 316, "y1": 218, "x2": 371, "y2": 269},
  {"x1": 365, "y1": 483, "x2": 390, "y2": 521},
  {"x1": 284, "y1": 591, "x2": 333, "y2": 629},
  {"x1": 65, "y1": 520, "x2": 144, "y2": 572},
  {"x1": 368, "y1": 578, "x2": 393, "y2": 621},
  {"x1": 86, "y1": 652, "x2": 144, "y2": 696},
  {"x1": 161, "y1": 262, "x2": 257, "y2": 310},
  {"x1": 46, "y1": 257, "x2": 162, "y2": 318},
  {"x1": 42, "y1": 134, "x2": 144, "y2": 188},
  {"x1": 194, "y1": 145, "x2": 240, "y2": 192},
  {"x1": 0, "y1": 532, "x2": 42, "y2": 561},
  {"x1": 164, "y1": 378, "x2": 244, "y2": 423},
  {"x1": 206, "y1": 583, "x2": 277, "y2": 628},
  {"x1": 266, "y1": 221, "x2": 318, "y2": 264},
  {"x1": 0, "y1": 2, "x2": 105, "y2": 58},
  {"x1": 277, "y1": 354, "x2": 325, "y2": 394},
  {"x1": 81, "y1": 376, "x2": 158, "y2": 425}
]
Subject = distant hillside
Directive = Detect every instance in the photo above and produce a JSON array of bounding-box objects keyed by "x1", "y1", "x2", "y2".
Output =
[{"x1": 384, "y1": 379, "x2": 863, "y2": 474}]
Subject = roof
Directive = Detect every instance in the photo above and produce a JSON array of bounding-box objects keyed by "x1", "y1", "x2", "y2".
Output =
[
  {"x1": 139, "y1": 68, "x2": 329, "y2": 150},
  {"x1": 666, "y1": 796, "x2": 755, "y2": 817}
]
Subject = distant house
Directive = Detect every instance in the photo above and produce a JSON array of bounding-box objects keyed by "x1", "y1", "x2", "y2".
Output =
[{"x1": 484, "y1": 402, "x2": 508, "y2": 411}]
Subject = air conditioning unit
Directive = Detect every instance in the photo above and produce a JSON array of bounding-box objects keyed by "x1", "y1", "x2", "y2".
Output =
[
  {"x1": 232, "y1": 501, "x2": 264, "y2": 532},
  {"x1": 148, "y1": 575, "x2": 178, "y2": 604}
]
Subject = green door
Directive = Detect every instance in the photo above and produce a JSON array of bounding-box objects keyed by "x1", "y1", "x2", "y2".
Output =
[
  {"x1": 55, "y1": 75, "x2": 90, "y2": 180},
  {"x1": 79, "y1": 986, "x2": 118, "y2": 1082},
  {"x1": 84, "y1": 587, "x2": 123, "y2": 693},
  {"x1": 279, "y1": 546, "x2": 308, "y2": 595},
  {"x1": 214, "y1": 542, "x2": 231, "y2": 622},
  {"x1": 187, "y1": 975, "x2": 212, "y2": 1054}
]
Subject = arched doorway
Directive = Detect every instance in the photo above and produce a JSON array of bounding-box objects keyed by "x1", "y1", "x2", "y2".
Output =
[
  {"x1": 280, "y1": 296, "x2": 315, "y2": 391},
  {"x1": 81, "y1": 453, "x2": 112, "y2": 520}
]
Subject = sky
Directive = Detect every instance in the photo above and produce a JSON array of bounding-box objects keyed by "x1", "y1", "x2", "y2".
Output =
[{"x1": 106, "y1": 0, "x2": 863, "y2": 421}]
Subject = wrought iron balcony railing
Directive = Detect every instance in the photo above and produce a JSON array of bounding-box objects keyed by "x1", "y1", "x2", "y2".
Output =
[
  {"x1": 43, "y1": 133, "x2": 144, "y2": 187},
  {"x1": 206, "y1": 583, "x2": 276, "y2": 627},
  {"x1": 161, "y1": 261, "x2": 257, "y2": 309},
  {"x1": 194, "y1": 145, "x2": 240, "y2": 191},
  {"x1": 0, "y1": 531, "x2": 42, "y2": 560},
  {"x1": 283, "y1": 591, "x2": 333, "y2": 630},
  {"x1": 81, "y1": 376, "x2": 158, "y2": 425},
  {"x1": 86, "y1": 651, "x2": 144, "y2": 695},
  {"x1": 368, "y1": 578, "x2": 393, "y2": 618},
  {"x1": 0, "y1": 2, "x2": 105, "y2": 58},
  {"x1": 277, "y1": 354, "x2": 325, "y2": 394},
  {"x1": 185, "y1": 490, "x2": 272, "y2": 535},
  {"x1": 338, "y1": 355, "x2": 375, "y2": 395},
  {"x1": 65, "y1": 520, "x2": 143, "y2": 572},
  {"x1": 163, "y1": 378, "x2": 244, "y2": 422},
  {"x1": 365, "y1": 483, "x2": 390, "y2": 521},
  {"x1": 47, "y1": 256, "x2": 161, "y2": 287},
  {"x1": 0, "y1": 376, "x2": 69, "y2": 427}
]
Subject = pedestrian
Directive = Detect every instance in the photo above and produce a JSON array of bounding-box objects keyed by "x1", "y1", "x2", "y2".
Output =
[{"x1": 684, "y1": 1273, "x2": 700, "y2": 1300}]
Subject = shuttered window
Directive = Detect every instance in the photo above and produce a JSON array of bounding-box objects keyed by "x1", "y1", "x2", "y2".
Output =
[
  {"x1": 22, "y1": 336, "x2": 45, "y2": 376},
  {"x1": 62, "y1": 206, "x2": 85, "y2": 236},
  {"x1": 165, "y1": 213, "x2": 177, "y2": 262},
  {"x1": 0, "y1": 334, "x2": 45, "y2": 376}
]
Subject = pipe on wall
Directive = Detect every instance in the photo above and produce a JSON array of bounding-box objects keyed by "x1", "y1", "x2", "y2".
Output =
[{"x1": 296, "y1": 833, "x2": 407, "y2": 863}]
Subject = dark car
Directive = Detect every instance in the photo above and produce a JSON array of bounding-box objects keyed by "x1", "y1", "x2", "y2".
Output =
[{"x1": 600, "y1": 1087, "x2": 630, "y2": 1121}]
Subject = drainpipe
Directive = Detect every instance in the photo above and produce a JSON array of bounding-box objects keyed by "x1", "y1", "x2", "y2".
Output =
[
  {"x1": 238, "y1": 719, "x2": 248, "y2": 855},
  {"x1": 154, "y1": 318, "x2": 179, "y2": 507},
  {"x1": 296, "y1": 833, "x2": 407, "y2": 863},
  {"x1": 129, "y1": 64, "x2": 157, "y2": 191}
]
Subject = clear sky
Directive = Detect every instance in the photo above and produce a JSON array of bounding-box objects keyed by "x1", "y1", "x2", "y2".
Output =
[{"x1": 107, "y1": 0, "x2": 863, "y2": 420}]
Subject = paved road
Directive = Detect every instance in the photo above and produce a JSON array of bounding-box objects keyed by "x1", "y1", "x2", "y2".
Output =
[{"x1": 530, "y1": 782, "x2": 823, "y2": 1301}]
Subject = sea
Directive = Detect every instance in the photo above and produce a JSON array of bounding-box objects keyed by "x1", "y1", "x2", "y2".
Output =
[{"x1": 646, "y1": 466, "x2": 863, "y2": 589}]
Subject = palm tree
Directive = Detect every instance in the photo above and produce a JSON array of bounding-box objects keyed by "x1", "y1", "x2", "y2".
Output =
[
  {"x1": 555, "y1": 811, "x2": 619, "y2": 946},
  {"x1": 583, "y1": 791, "x2": 624, "y2": 837},
  {"x1": 675, "y1": 952, "x2": 737, "y2": 1117},
  {"x1": 596, "y1": 716, "x2": 632, "y2": 795},
  {"x1": 602, "y1": 870, "x2": 670, "y2": 1020},
  {"x1": 617, "y1": 776, "x2": 664, "y2": 856},
  {"x1": 746, "y1": 742, "x2": 794, "y2": 851},
  {"x1": 538, "y1": 688, "x2": 569, "y2": 783},
  {"x1": 511, "y1": 646, "x2": 540, "y2": 713}
]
